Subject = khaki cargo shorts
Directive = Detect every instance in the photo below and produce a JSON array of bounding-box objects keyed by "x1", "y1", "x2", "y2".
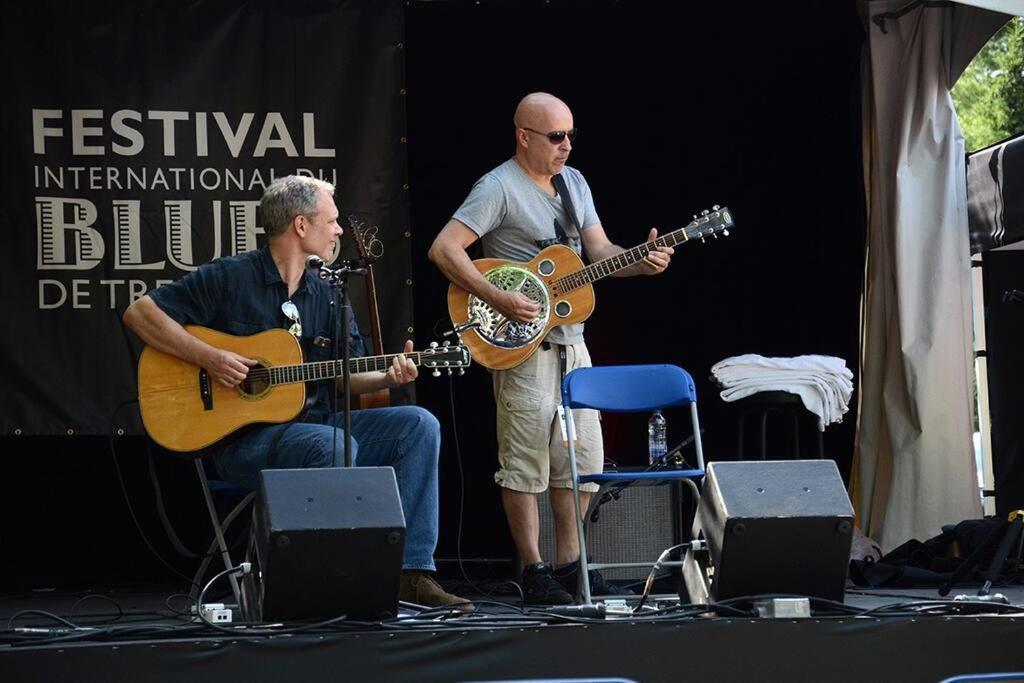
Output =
[{"x1": 491, "y1": 342, "x2": 603, "y2": 493}]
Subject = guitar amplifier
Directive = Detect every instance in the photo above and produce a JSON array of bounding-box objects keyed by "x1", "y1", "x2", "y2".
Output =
[
  {"x1": 537, "y1": 482, "x2": 685, "y2": 581},
  {"x1": 251, "y1": 467, "x2": 406, "y2": 622}
]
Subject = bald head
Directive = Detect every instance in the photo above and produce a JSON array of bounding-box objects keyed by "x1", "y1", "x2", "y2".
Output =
[
  {"x1": 512, "y1": 92, "x2": 575, "y2": 179},
  {"x1": 513, "y1": 92, "x2": 572, "y2": 130}
]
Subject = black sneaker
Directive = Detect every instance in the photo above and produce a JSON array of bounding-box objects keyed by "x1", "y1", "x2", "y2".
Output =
[
  {"x1": 554, "y1": 561, "x2": 636, "y2": 596},
  {"x1": 521, "y1": 562, "x2": 574, "y2": 605}
]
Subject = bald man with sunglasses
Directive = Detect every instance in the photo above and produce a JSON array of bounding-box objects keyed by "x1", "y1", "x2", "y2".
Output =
[{"x1": 429, "y1": 92, "x2": 674, "y2": 605}]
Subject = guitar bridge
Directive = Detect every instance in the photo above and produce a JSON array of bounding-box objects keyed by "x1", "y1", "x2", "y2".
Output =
[
  {"x1": 198, "y1": 369, "x2": 214, "y2": 411},
  {"x1": 468, "y1": 265, "x2": 551, "y2": 349}
]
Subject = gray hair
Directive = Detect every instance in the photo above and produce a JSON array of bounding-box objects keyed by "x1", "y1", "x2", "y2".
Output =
[{"x1": 260, "y1": 175, "x2": 336, "y2": 237}]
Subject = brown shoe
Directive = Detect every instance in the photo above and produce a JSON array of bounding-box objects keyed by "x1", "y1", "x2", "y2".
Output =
[{"x1": 399, "y1": 572, "x2": 472, "y2": 610}]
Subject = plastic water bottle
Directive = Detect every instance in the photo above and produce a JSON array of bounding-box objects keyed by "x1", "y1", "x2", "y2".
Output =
[{"x1": 648, "y1": 410, "x2": 667, "y2": 464}]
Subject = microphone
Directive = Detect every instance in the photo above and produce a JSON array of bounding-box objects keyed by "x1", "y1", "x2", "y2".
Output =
[{"x1": 305, "y1": 254, "x2": 368, "y2": 278}]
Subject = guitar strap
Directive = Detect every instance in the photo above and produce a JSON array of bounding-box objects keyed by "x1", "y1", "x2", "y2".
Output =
[
  {"x1": 542, "y1": 341, "x2": 569, "y2": 379},
  {"x1": 547, "y1": 174, "x2": 575, "y2": 382},
  {"x1": 549, "y1": 173, "x2": 582, "y2": 248}
]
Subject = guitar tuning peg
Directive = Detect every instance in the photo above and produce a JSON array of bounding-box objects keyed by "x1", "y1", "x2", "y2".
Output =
[
  {"x1": 723, "y1": 229, "x2": 730, "y2": 237},
  {"x1": 430, "y1": 341, "x2": 438, "y2": 349},
  {"x1": 447, "y1": 368, "x2": 454, "y2": 376},
  {"x1": 442, "y1": 340, "x2": 450, "y2": 348},
  {"x1": 712, "y1": 232, "x2": 718, "y2": 239},
  {"x1": 701, "y1": 209, "x2": 709, "y2": 216},
  {"x1": 432, "y1": 369, "x2": 441, "y2": 378},
  {"x1": 458, "y1": 368, "x2": 465, "y2": 376},
  {"x1": 712, "y1": 204, "x2": 720, "y2": 211}
]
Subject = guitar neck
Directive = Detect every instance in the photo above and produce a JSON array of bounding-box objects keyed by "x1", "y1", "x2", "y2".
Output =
[
  {"x1": 552, "y1": 224, "x2": 693, "y2": 293},
  {"x1": 266, "y1": 352, "x2": 426, "y2": 387}
]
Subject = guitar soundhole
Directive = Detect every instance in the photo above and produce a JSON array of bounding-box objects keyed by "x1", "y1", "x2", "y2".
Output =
[
  {"x1": 538, "y1": 259, "x2": 555, "y2": 276},
  {"x1": 238, "y1": 361, "x2": 272, "y2": 399},
  {"x1": 554, "y1": 300, "x2": 572, "y2": 318}
]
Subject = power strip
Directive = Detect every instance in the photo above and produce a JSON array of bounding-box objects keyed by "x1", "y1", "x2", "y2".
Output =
[{"x1": 195, "y1": 602, "x2": 234, "y2": 624}]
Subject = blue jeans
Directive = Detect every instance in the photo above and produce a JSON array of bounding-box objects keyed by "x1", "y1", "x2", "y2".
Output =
[{"x1": 213, "y1": 406, "x2": 441, "y2": 572}]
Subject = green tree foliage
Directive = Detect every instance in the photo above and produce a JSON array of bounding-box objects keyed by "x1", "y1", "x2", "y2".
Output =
[{"x1": 953, "y1": 17, "x2": 1024, "y2": 152}]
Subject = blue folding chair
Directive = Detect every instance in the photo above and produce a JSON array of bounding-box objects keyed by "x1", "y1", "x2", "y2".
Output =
[{"x1": 562, "y1": 364, "x2": 706, "y2": 605}]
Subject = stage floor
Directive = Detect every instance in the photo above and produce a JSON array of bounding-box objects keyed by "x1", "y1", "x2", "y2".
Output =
[{"x1": 3, "y1": 583, "x2": 1024, "y2": 682}]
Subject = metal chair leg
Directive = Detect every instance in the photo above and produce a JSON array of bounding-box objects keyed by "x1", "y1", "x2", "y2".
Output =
[
  {"x1": 792, "y1": 408, "x2": 801, "y2": 459},
  {"x1": 690, "y1": 402, "x2": 706, "y2": 470},
  {"x1": 737, "y1": 412, "x2": 745, "y2": 460},
  {"x1": 188, "y1": 490, "x2": 255, "y2": 608},
  {"x1": 193, "y1": 460, "x2": 246, "y2": 610},
  {"x1": 564, "y1": 409, "x2": 593, "y2": 606},
  {"x1": 760, "y1": 409, "x2": 769, "y2": 460}
]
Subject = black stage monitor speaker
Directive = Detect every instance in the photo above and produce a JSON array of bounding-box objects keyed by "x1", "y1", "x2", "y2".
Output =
[
  {"x1": 252, "y1": 466, "x2": 406, "y2": 622},
  {"x1": 682, "y1": 460, "x2": 854, "y2": 603}
]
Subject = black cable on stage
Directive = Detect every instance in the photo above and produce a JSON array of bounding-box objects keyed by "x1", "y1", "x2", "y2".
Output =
[
  {"x1": 411, "y1": 599, "x2": 530, "y2": 620},
  {"x1": 164, "y1": 593, "x2": 195, "y2": 618},
  {"x1": 3, "y1": 621, "x2": 209, "y2": 648},
  {"x1": 6, "y1": 609, "x2": 80, "y2": 631},
  {"x1": 858, "y1": 599, "x2": 1024, "y2": 617},
  {"x1": 108, "y1": 400, "x2": 198, "y2": 588},
  {"x1": 712, "y1": 592, "x2": 1024, "y2": 618},
  {"x1": 194, "y1": 563, "x2": 372, "y2": 637},
  {"x1": 114, "y1": 306, "x2": 205, "y2": 563},
  {"x1": 68, "y1": 594, "x2": 124, "y2": 625},
  {"x1": 9, "y1": 591, "x2": 1022, "y2": 648},
  {"x1": 145, "y1": 442, "x2": 201, "y2": 559},
  {"x1": 714, "y1": 593, "x2": 867, "y2": 616},
  {"x1": 446, "y1": 372, "x2": 526, "y2": 607}
]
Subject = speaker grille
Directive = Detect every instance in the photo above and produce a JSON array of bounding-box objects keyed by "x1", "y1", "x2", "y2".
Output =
[{"x1": 538, "y1": 483, "x2": 681, "y2": 580}]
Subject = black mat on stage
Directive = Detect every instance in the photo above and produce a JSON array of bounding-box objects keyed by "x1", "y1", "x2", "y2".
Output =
[{"x1": 3, "y1": 585, "x2": 1024, "y2": 682}]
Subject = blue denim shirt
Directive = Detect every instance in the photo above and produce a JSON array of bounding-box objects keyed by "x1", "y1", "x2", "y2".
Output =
[{"x1": 149, "y1": 245, "x2": 366, "y2": 426}]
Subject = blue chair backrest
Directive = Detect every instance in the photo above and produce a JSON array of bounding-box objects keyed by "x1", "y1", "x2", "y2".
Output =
[{"x1": 561, "y1": 364, "x2": 697, "y2": 413}]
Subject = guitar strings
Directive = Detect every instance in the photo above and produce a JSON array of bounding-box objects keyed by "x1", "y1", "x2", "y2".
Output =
[
  {"x1": 552, "y1": 215, "x2": 726, "y2": 293},
  {"x1": 552, "y1": 228, "x2": 684, "y2": 292},
  {"x1": 238, "y1": 352, "x2": 429, "y2": 385}
]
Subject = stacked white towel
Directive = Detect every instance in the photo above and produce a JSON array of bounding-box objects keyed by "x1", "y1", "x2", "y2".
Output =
[{"x1": 711, "y1": 354, "x2": 854, "y2": 431}]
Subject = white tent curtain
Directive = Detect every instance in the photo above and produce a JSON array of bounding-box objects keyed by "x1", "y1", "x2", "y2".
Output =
[
  {"x1": 951, "y1": 0, "x2": 1024, "y2": 14},
  {"x1": 855, "y1": 0, "x2": 1014, "y2": 550}
]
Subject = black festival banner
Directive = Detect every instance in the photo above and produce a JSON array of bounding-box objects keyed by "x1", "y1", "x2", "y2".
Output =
[{"x1": 0, "y1": 1, "x2": 410, "y2": 434}]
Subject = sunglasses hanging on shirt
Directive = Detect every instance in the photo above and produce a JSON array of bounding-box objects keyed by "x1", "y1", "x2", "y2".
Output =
[{"x1": 281, "y1": 300, "x2": 302, "y2": 340}]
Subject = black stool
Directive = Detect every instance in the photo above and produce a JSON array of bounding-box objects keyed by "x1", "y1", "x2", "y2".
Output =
[{"x1": 731, "y1": 390, "x2": 825, "y2": 460}]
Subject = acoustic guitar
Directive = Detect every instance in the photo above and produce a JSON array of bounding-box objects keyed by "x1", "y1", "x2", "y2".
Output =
[
  {"x1": 138, "y1": 326, "x2": 470, "y2": 452},
  {"x1": 447, "y1": 206, "x2": 733, "y2": 369}
]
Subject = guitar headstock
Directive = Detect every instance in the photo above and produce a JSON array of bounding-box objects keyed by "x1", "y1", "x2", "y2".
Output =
[
  {"x1": 684, "y1": 205, "x2": 734, "y2": 242},
  {"x1": 422, "y1": 340, "x2": 472, "y2": 377},
  {"x1": 347, "y1": 215, "x2": 385, "y2": 260}
]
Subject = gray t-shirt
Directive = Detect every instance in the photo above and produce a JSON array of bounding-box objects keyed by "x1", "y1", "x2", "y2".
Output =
[{"x1": 452, "y1": 158, "x2": 600, "y2": 345}]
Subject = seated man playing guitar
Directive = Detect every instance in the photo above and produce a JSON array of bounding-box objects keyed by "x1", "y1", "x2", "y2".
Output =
[
  {"x1": 428, "y1": 92, "x2": 673, "y2": 605},
  {"x1": 123, "y1": 174, "x2": 467, "y2": 608}
]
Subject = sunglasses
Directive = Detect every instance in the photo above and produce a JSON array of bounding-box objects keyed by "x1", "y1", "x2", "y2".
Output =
[
  {"x1": 281, "y1": 300, "x2": 302, "y2": 339},
  {"x1": 522, "y1": 126, "x2": 577, "y2": 144}
]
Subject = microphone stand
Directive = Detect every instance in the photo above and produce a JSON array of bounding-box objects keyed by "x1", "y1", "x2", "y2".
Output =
[{"x1": 313, "y1": 258, "x2": 368, "y2": 468}]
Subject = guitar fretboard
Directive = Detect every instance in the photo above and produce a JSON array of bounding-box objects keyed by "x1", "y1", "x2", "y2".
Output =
[
  {"x1": 551, "y1": 223, "x2": 704, "y2": 294},
  {"x1": 265, "y1": 352, "x2": 426, "y2": 386}
]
